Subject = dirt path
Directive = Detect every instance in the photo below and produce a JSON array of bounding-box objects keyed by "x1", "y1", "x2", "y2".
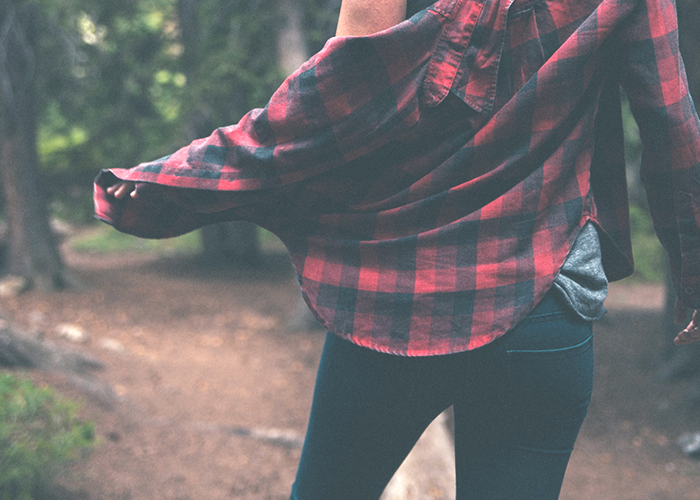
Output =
[{"x1": 2, "y1": 248, "x2": 699, "y2": 499}]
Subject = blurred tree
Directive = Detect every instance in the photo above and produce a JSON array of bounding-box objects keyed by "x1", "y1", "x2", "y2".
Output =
[
  {"x1": 41, "y1": 0, "x2": 187, "y2": 215},
  {"x1": 1, "y1": 0, "x2": 190, "y2": 287},
  {"x1": 4, "y1": 0, "x2": 342, "y2": 276},
  {"x1": 176, "y1": 0, "x2": 271, "y2": 264},
  {"x1": 0, "y1": 0, "x2": 71, "y2": 290},
  {"x1": 176, "y1": 0, "x2": 315, "y2": 265}
]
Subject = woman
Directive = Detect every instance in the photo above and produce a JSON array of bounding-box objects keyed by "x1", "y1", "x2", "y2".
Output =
[{"x1": 98, "y1": 0, "x2": 700, "y2": 498}]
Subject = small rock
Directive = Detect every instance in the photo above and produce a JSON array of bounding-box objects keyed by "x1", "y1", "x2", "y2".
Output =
[
  {"x1": 678, "y1": 432, "x2": 700, "y2": 458},
  {"x1": 56, "y1": 323, "x2": 89, "y2": 343},
  {"x1": 100, "y1": 338, "x2": 126, "y2": 352},
  {"x1": 106, "y1": 431, "x2": 122, "y2": 442},
  {"x1": 28, "y1": 310, "x2": 47, "y2": 327},
  {"x1": 50, "y1": 218, "x2": 73, "y2": 238},
  {"x1": 0, "y1": 275, "x2": 29, "y2": 297}
]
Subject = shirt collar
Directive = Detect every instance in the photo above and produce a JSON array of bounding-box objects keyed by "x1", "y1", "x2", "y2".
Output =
[{"x1": 424, "y1": 0, "x2": 516, "y2": 114}]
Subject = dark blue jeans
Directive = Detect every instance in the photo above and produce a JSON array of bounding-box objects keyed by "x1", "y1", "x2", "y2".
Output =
[{"x1": 290, "y1": 290, "x2": 594, "y2": 500}]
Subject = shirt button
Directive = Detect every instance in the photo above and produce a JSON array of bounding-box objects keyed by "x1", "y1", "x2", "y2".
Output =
[{"x1": 685, "y1": 287, "x2": 695, "y2": 295}]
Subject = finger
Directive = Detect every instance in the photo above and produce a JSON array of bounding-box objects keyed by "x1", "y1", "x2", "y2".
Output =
[
  {"x1": 675, "y1": 327, "x2": 700, "y2": 345},
  {"x1": 113, "y1": 183, "x2": 131, "y2": 199},
  {"x1": 109, "y1": 182, "x2": 137, "y2": 199},
  {"x1": 106, "y1": 182, "x2": 125, "y2": 198},
  {"x1": 675, "y1": 310, "x2": 700, "y2": 344}
]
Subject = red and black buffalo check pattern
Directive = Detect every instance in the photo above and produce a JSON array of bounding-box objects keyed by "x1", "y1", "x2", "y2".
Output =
[{"x1": 95, "y1": 0, "x2": 700, "y2": 355}]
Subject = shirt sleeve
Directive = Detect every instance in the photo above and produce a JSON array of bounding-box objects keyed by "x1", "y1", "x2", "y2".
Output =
[
  {"x1": 617, "y1": 0, "x2": 700, "y2": 308},
  {"x1": 94, "y1": 15, "x2": 438, "y2": 237}
]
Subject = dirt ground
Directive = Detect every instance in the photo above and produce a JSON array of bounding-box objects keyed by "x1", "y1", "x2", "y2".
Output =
[{"x1": 2, "y1": 239, "x2": 700, "y2": 500}]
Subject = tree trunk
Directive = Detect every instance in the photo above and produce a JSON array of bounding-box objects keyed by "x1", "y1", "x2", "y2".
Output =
[
  {"x1": 0, "y1": 2, "x2": 64, "y2": 290},
  {"x1": 199, "y1": 220, "x2": 260, "y2": 265},
  {"x1": 276, "y1": 0, "x2": 324, "y2": 330},
  {"x1": 177, "y1": 0, "x2": 261, "y2": 265},
  {"x1": 277, "y1": 0, "x2": 309, "y2": 75}
]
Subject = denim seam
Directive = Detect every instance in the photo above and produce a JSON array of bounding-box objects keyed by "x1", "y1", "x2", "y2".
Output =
[{"x1": 506, "y1": 334, "x2": 593, "y2": 355}]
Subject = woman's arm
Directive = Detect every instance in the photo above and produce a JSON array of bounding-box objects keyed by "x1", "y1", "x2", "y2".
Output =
[
  {"x1": 335, "y1": 0, "x2": 407, "y2": 36},
  {"x1": 105, "y1": 0, "x2": 407, "y2": 201},
  {"x1": 105, "y1": 0, "x2": 410, "y2": 203},
  {"x1": 105, "y1": 0, "x2": 407, "y2": 205}
]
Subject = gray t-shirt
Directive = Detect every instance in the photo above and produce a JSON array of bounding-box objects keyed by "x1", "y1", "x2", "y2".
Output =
[{"x1": 552, "y1": 222, "x2": 608, "y2": 321}]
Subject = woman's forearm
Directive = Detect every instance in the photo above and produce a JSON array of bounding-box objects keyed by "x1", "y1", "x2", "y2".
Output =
[{"x1": 335, "y1": 0, "x2": 407, "y2": 36}]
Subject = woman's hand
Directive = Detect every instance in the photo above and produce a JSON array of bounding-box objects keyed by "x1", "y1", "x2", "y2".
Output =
[
  {"x1": 674, "y1": 299, "x2": 700, "y2": 345},
  {"x1": 106, "y1": 181, "x2": 138, "y2": 199}
]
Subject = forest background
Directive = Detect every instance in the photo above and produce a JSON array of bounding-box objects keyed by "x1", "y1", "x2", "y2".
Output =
[
  {"x1": 0, "y1": 0, "x2": 342, "y2": 289},
  {"x1": 0, "y1": 0, "x2": 698, "y2": 382},
  {"x1": 1, "y1": 1, "x2": 700, "y2": 498},
  {"x1": 0, "y1": 0, "x2": 698, "y2": 289}
]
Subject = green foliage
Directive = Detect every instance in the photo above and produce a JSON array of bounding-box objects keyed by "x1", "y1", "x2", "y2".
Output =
[
  {"x1": 43, "y1": 0, "x2": 185, "y2": 166},
  {"x1": 178, "y1": 0, "x2": 286, "y2": 136},
  {"x1": 35, "y1": 0, "x2": 342, "y2": 181},
  {"x1": 0, "y1": 373, "x2": 94, "y2": 500},
  {"x1": 303, "y1": 0, "x2": 341, "y2": 54},
  {"x1": 30, "y1": 0, "x2": 187, "y2": 222},
  {"x1": 69, "y1": 223, "x2": 202, "y2": 255},
  {"x1": 621, "y1": 93, "x2": 643, "y2": 180},
  {"x1": 620, "y1": 90, "x2": 665, "y2": 282},
  {"x1": 35, "y1": 0, "x2": 340, "y2": 223},
  {"x1": 629, "y1": 203, "x2": 666, "y2": 283}
]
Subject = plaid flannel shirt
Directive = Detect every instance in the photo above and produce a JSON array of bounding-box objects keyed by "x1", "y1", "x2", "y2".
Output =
[{"x1": 95, "y1": 0, "x2": 700, "y2": 355}]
